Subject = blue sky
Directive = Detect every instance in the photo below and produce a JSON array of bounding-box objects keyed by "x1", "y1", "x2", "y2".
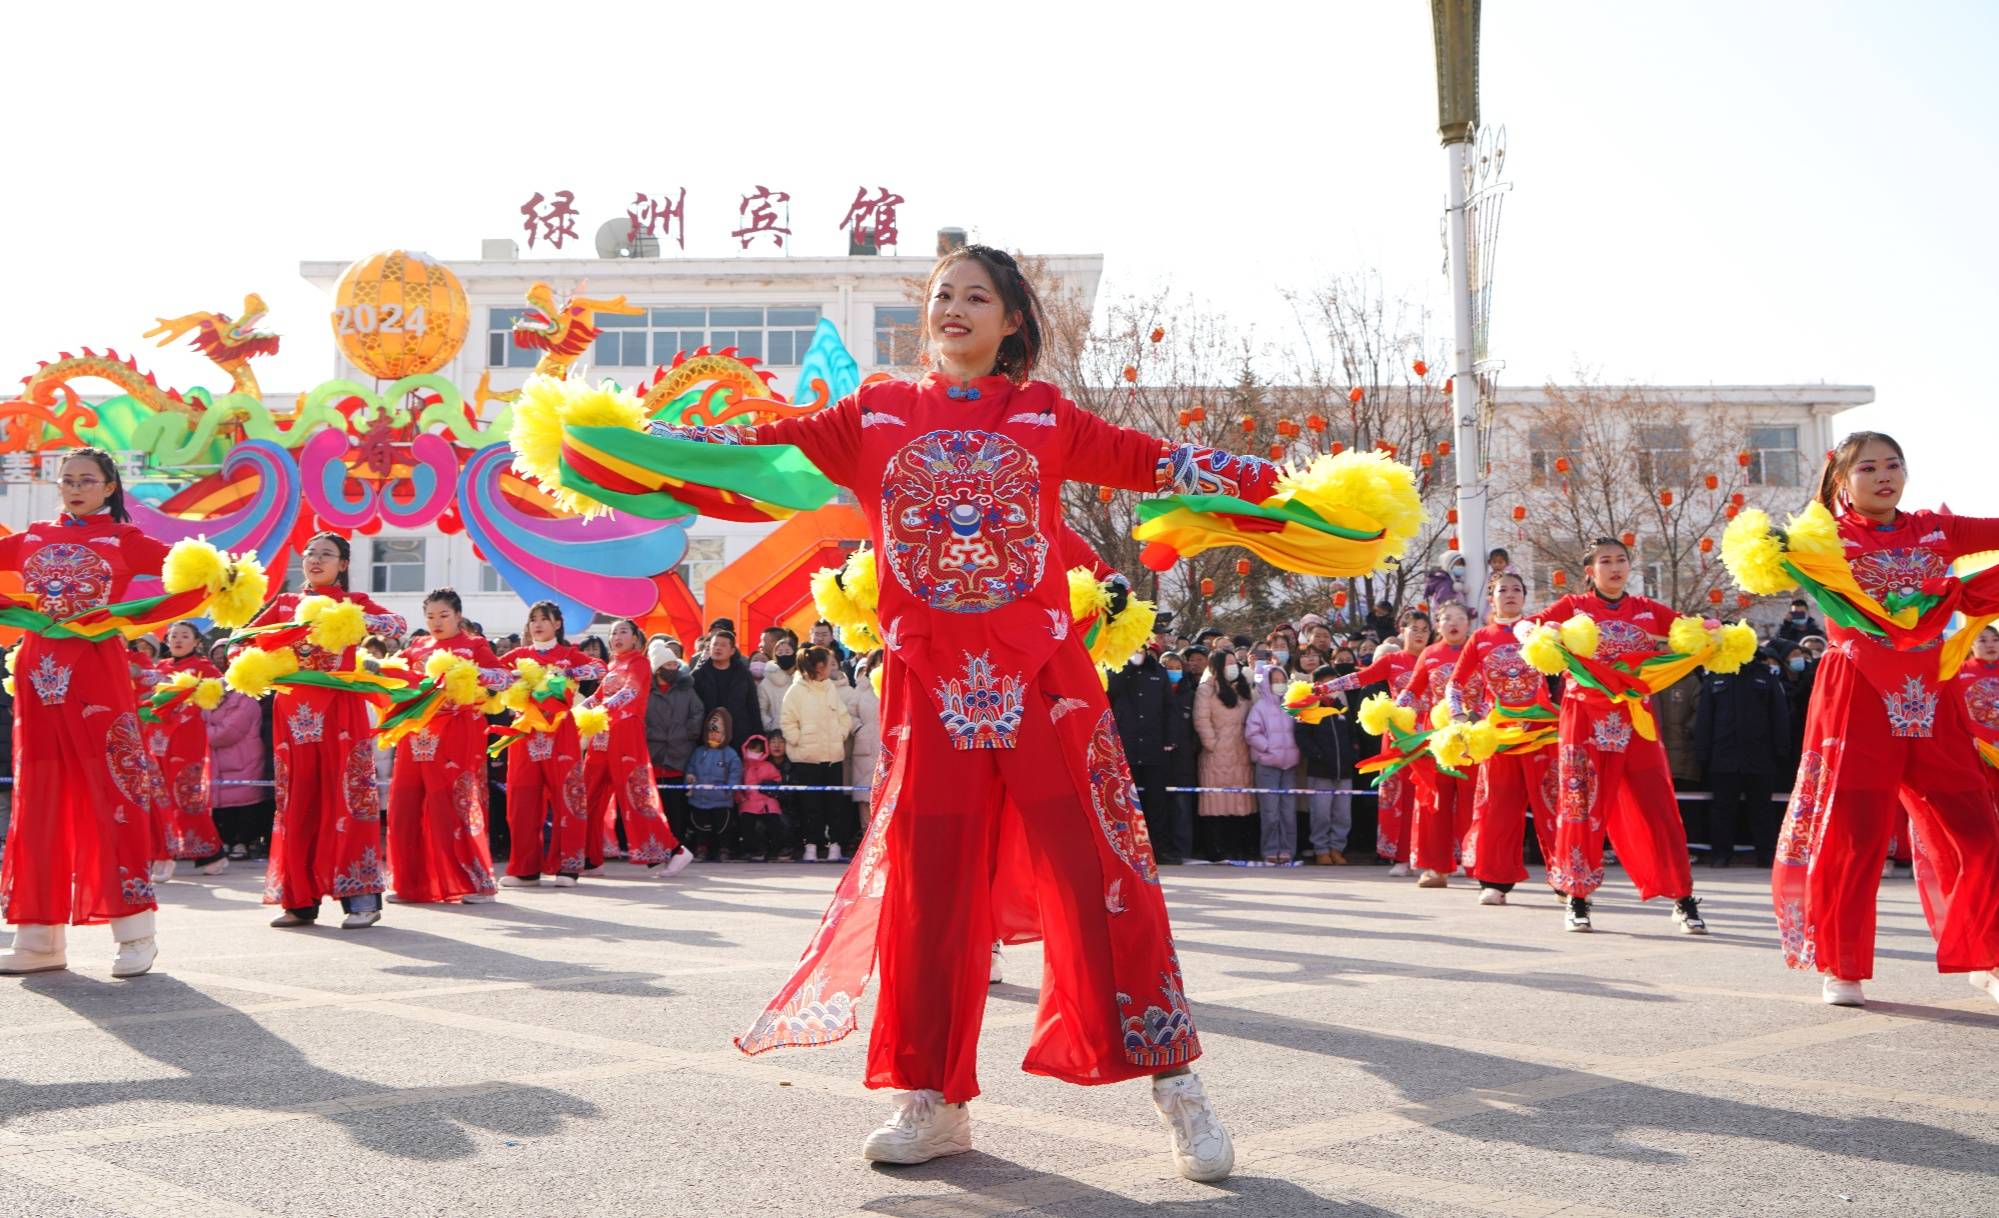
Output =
[{"x1": 0, "y1": 1, "x2": 1990, "y2": 509}]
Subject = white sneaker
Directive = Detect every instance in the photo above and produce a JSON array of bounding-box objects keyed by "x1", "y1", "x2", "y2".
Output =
[
  {"x1": 1151, "y1": 1072, "x2": 1234, "y2": 1183},
  {"x1": 1564, "y1": 896, "x2": 1593, "y2": 933},
  {"x1": 1386, "y1": 862, "x2": 1412, "y2": 877},
  {"x1": 111, "y1": 936, "x2": 157, "y2": 979},
  {"x1": 1672, "y1": 896, "x2": 1708, "y2": 936},
  {"x1": 499, "y1": 874, "x2": 538, "y2": 888},
  {"x1": 1416, "y1": 869, "x2": 1449, "y2": 889},
  {"x1": 860, "y1": 1089, "x2": 972, "y2": 1165},
  {"x1": 801, "y1": 844, "x2": 819, "y2": 863},
  {"x1": 1822, "y1": 977, "x2": 1865, "y2": 1007},
  {"x1": 460, "y1": 892, "x2": 497, "y2": 904},
  {"x1": 1970, "y1": 970, "x2": 1999, "y2": 1006},
  {"x1": 545, "y1": 874, "x2": 578, "y2": 888},
  {"x1": 658, "y1": 846, "x2": 694, "y2": 878},
  {"x1": 1478, "y1": 887, "x2": 1508, "y2": 906},
  {"x1": 989, "y1": 942, "x2": 1005, "y2": 985},
  {"x1": 340, "y1": 910, "x2": 381, "y2": 930},
  {"x1": 826, "y1": 843, "x2": 844, "y2": 863},
  {"x1": 151, "y1": 859, "x2": 176, "y2": 883},
  {"x1": 0, "y1": 924, "x2": 68, "y2": 974},
  {"x1": 194, "y1": 856, "x2": 229, "y2": 876}
]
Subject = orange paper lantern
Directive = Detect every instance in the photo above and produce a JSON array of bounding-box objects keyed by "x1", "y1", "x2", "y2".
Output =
[
  {"x1": 1268, "y1": 442, "x2": 1285, "y2": 461},
  {"x1": 1240, "y1": 415, "x2": 1256, "y2": 435},
  {"x1": 1443, "y1": 376, "x2": 1454, "y2": 394},
  {"x1": 1620, "y1": 531, "x2": 1637, "y2": 548},
  {"x1": 1330, "y1": 441, "x2": 1345, "y2": 455},
  {"x1": 1554, "y1": 457, "x2": 1571, "y2": 474},
  {"x1": 1551, "y1": 570, "x2": 1568, "y2": 588},
  {"x1": 1447, "y1": 508, "x2": 1459, "y2": 524},
  {"x1": 1420, "y1": 452, "x2": 1435, "y2": 468},
  {"x1": 1437, "y1": 440, "x2": 1451, "y2": 456},
  {"x1": 1708, "y1": 588, "x2": 1724, "y2": 605},
  {"x1": 1186, "y1": 405, "x2": 1206, "y2": 423},
  {"x1": 1511, "y1": 505, "x2": 1527, "y2": 522},
  {"x1": 1200, "y1": 577, "x2": 1215, "y2": 597},
  {"x1": 1097, "y1": 486, "x2": 1114, "y2": 503},
  {"x1": 1699, "y1": 536, "x2": 1714, "y2": 553},
  {"x1": 1412, "y1": 360, "x2": 1429, "y2": 377},
  {"x1": 1448, "y1": 534, "x2": 1459, "y2": 551},
  {"x1": 1730, "y1": 492, "x2": 1745, "y2": 507},
  {"x1": 1347, "y1": 386, "x2": 1364, "y2": 404},
  {"x1": 1737, "y1": 451, "x2": 1753, "y2": 467},
  {"x1": 1737, "y1": 593, "x2": 1753, "y2": 609},
  {"x1": 1659, "y1": 489, "x2": 1674, "y2": 507},
  {"x1": 1333, "y1": 590, "x2": 1348, "y2": 609},
  {"x1": 1149, "y1": 327, "x2": 1164, "y2": 344},
  {"x1": 1726, "y1": 504, "x2": 1741, "y2": 519},
  {"x1": 1122, "y1": 365, "x2": 1138, "y2": 383},
  {"x1": 1305, "y1": 413, "x2": 1327, "y2": 433},
  {"x1": 1235, "y1": 558, "x2": 1252, "y2": 577},
  {"x1": 1703, "y1": 473, "x2": 1719, "y2": 490}
]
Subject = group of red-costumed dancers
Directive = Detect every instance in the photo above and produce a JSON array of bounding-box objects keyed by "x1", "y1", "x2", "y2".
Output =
[{"x1": 3, "y1": 242, "x2": 1995, "y2": 1179}]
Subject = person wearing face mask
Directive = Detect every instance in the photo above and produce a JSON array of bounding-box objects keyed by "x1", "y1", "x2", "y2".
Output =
[
  {"x1": 1244, "y1": 661, "x2": 1303, "y2": 864},
  {"x1": 1158, "y1": 649, "x2": 1199, "y2": 865},
  {"x1": 1108, "y1": 644, "x2": 1174, "y2": 862},
  {"x1": 758, "y1": 632, "x2": 799, "y2": 734},
  {"x1": 1194, "y1": 654, "x2": 1256, "y2": 861},
  {"x1": 1774, "y1": 598, "x2": 1823, "y2": 646},
  {"x1": 1778, "y1": 644, "x2": 1816, "y2": 778},
  {"x1": 1694, "y1": 647, "x2": 1791, "y2": 870},
  {"x1": 645, "y1": 647, "x2": 705, "y2": 855}
]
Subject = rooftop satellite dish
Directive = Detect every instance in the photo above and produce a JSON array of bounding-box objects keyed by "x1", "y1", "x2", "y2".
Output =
[{"x1": 594, "y1": 217, "x2": 660, "y2": 259}]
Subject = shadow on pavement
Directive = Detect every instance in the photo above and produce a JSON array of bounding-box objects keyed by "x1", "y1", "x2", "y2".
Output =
[
  {"x1": 860, "y1": 1156, "x2": 1396, "y2": 1217},
  {"x1": 1, "y1": 973, "x2": 598, "y2": 1161}
]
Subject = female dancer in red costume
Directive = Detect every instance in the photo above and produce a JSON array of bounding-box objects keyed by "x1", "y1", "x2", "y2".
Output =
[
  {"x1": 252, "y1": 533, "x2": 406, "y2": 931},
  {"x1": 1445, "y1": 571, "x2": 1559, "y2": 905},
  {"x1": 1954, "y1": 625, "x2": 1999, "y2": 805},
  {"x1": 1775, "y1": 433, "x2": 1999, "y2": 1007},
  {"x1": 386, "y1": 588, "x2": 511, "y2": 904},
  {"x1": 581, "y1": 618, "x2": 692, "y2": 876},
  {"x1": 1525, "y1": 538, "x2": 1706, "y2": 936},
  {"x1": 594, "y1": 246, "x2": 1269, "y2": 1180},
  {"x1": 145, "y1": 620, "x2": 228, "y2": 876},
  {"x1": 0, "y1": 449, "x2": 171, "y2": 977},
  {"x1": 498, "y1": 600, "x2": 605, "y2": 887},
  {"x1": 1395, "y1": 601, "x2": 1476, "y2": 888},
  {"x1": 1317, "y1": 610, "x2": 1430, "y2": 873}
]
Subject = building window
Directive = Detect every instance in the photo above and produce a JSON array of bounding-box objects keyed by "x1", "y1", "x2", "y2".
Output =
[
  {"x1": 681, "y1": 537, "x2": 726, "y2": 602},
  {"x1": 370, "y1": 537, "x2": 427, "y2": 595},
  {"x1": 1635, "y1": 424, "x2": 1689, "y2": 488},
  {"x1": 1747, "y1": 425, "x2": 1801, "y2": 487},
  {"x1": 479, "y1": 562, "x2": 508, "y2": 594},
  {"x1": 582, "y1": 305, "x2": 824, "y2": 370},
  {"x1": 1526, "y1": 424, "x2": 1573, "y2": 485},
  {"x1": 486, "y1": 309, "x2": 543, "y2": 368},
  {"x1": 875, "y1": 306, "x2": 921, "y2": 366},
  {"x1": 1642, "y1": 560, "x2": 1664, "y2": 599}
]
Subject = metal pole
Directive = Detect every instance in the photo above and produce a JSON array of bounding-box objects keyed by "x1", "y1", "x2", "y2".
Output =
[{"x1": 1445, "y1": 142, "x2": 1485, "y2": 579}]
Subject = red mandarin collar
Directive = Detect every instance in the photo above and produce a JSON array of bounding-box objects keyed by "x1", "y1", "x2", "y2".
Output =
[
  {"x1": 56, "y1": 511, "x2": 119, "y2": 531},
  {"x1": 917, "y1": 371, "x2": 1018, "y2": 402}
]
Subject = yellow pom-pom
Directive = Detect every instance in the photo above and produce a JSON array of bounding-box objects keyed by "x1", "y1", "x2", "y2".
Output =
[
  {"x1": 509, "y1": 375, "x2": 649, "y2": 518},
  {"x1": 868, "y1": 663, "x2": 883, "y2": 697},
  {"x1": 842, "y1": 547, "x2": 879, "y2": 614},
  {"x1": 423, "y1": 650, "x2": 458, "y2": 680},
  {"x1": 297, "y1": 595, "x2": 333, "y2": 623},
  {"x1": 1068, "y1": 566, "x2": 1111, "y2": 624},
  {"x1": 1711, "y1": 621, "x2": 1758, "y2": 673},
  {"x1": 3, "y1": 676, "x2": 13, "y2": 697},
  {"x1": 1521, "y1": 625, "x2": 1567, "y2": 675},
  {"x1": 1269, "y1": 450, "x2": 1427, "y2": 553},
  {"x1": 1560, "y1": 614, "x2": 1600, "y2": 659},
  {"x1": 307, "y1": 601, "x2": 366, "y2": 653},
  {"x1": 1284, "y1": 679, "x2": 1316, "y2": 706},
  {"x1": 1464, "y1": 720, "x2": 1500, "y2": 764},
  {"x1": 209, "y1": 555, "x2": 269, "y2": 630},
  {"x1": 1358, "y1": 692, "x2": 1399, "y2": 737},
  {"x1": 380, "y1": 655, "x2": 409, "y2": 672},
  {"x1": 572, "y1": 704, "x2": 610, "y2": 741},
  {"x1": 442, "y1": 658, "x2": 484, "y2": 706},
  {"x1": 499, "y1": 680, "x2": 532, "y2": 714},
  {"x1": 225, "y1": 646, "x2": 298, "y2": 698},
  {"x1": 1429, "y1": 722, "x2": 1471, "y2": 769},
  {"x1": 1388, "y1": 703, "x2": 1417, "y2": 736},
  {"x1": 162, "y1": 538, "x2": 228, "y2": 596},
  {"x1": 1090, "y1": 592, "x2": 1157, "y2": 673},
  {"x1": 1783, "y1": 501, "x2": 1841, "y2": 557},
  {"x1": 1722, "y1": 508, "x2": 1795, "y2": 595},
  {"x1": 1667, "y1": 616, "x2": 1711, "y2": 657},
  {"x1": 156, "y1": 670, "x2": 200, "y2": 696},
  {"x1": 2, "y1": 647, "x2": 14, "y2": 677},
  {"x1": 1431, "y1": 699, "x2": 1454, "y2": 730},
  {"x1": 193, "y1": 677, "x2": 225, "y2": 711}
]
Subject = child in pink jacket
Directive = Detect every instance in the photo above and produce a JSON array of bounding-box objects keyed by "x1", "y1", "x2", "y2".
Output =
[{"x1": 736, "y1": 735, "x2": 785, "y2": 862}]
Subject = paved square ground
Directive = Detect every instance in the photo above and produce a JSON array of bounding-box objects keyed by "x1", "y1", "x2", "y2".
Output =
[{"x1": 1, "y1": 861, "x2": 1993, "y2": 1217}]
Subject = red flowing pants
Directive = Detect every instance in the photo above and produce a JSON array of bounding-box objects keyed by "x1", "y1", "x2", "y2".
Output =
[
  {"x1": 505, "y1": 723, "x2": 589, "y2": 878},
  {"x1": 1465, "y1": 749, "x2": 1557, "y2": 887},
  {"x1": 1549, "y1": 703, "x2": 1693, "y2": 902},
  {"x1": 1375, "y1": 770, "x2": 1414, "y2": 862},
  {"x1": 1409, "y1": 760, "x2": 1474, "y2": 874},
  {"x1": 264, "y1": 689, "x2": 386, "y2": 908},
  {"x1": 583, "y1": 718, "x2": 679, "y2": 867},
  {"x1": 147, "y1": 715, "x2": 220, "y2": 861},
  {"x1": 2, "y1": 637, "x2": 158, "y2": 926},
  {"x1": 387, "y1": 712, "x2": 498, "y2": 902}
]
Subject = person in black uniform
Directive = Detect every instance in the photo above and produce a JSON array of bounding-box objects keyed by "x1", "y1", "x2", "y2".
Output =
[{"x1": 1694, "y1": 648, "x2": 1792, "y2": 866}]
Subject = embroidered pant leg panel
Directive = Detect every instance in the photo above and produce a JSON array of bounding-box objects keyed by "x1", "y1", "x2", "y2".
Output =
[
  {"x1": 163, "y1": 726, "x2": 220, "y2": 861},
  {"x1": 1375, "y1": 770, "x2": 1413, "y2": 862},
  {"x1": 609, "y1": 718, "x2": 677, "y2": 864},
  {"x1": 1601, "y1": 734, "x2": 1693, "y2": 902},
  {"x1": 1898, "y1": 711, "x2": 1999, "y2": 973},
  {"x1": 1469, "y1": 753, "x2": 1530, "y2": 887},
  {"x1": 1409, "y1": 759, "x2": 1459, "y2": 874},
  {"x1": 582, "y1": 740, "x2": 613, "y2": 868},
  {"x1": 505, "y1": 746, "x2": 549, "y2": 877},
  {"x1": 435, "y1": 714, "x2": 497, "y2": 897},
  {"x1": 1550, "y1": 707, "x2": 1608, "y2": 898}
]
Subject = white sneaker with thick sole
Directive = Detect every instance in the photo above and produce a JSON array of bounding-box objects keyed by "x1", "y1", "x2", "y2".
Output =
[
  {"x1": 340, "y1": 910, "x2": 382, "y2": 930},
  {"x1": 1478, "y1": 887, "x2": 1508, "y2": 906},
  {"x1": 801, "y1": 844, "x2": 819, "y2": 863},
  {"x1": 1564, "y1": 897, "x2": 1593, "y2": 933},
  {"x1": 658, "y1": 847, "x2": 695, "y2": 878},
  {"x1": 1152, "y1": 1072, "x2": 1234, "y2": 1183},
  {"x1": 109, "y1": 912, "x2": 157, "y2": 978},
  {"x1": 499, "y1": 875, "x2": 538, "y2": 888},
  {"x1": 0, "y1": 924, "x2": 68, "y2": 974},
  {"x1": 1970, "y1": 970, "x2": 1999, "y2": 1006},
  {"x1": 194, "y1": 856, "x2": 230, "y2": 876},
  {"x1": 1822, "y1": 977, "x2": 1865, "y2": 1007},
  {"x1": 150, "y1": 859, "x2": 176, "y2": 884},
  {"x1": 545, "y1": 874, "x2": 578, "y2": 888},
  {"x1": 460, "y1": 892, "x2": 497, "y2": 904},
  {"x1": 1386, "y1": 862, "x2": 1412, "y2": 877},
  {"x1": 1672, "y1": 896, "x2": 1708, "y2": 935},
  {"x1": 989, "y1": 942, "x2": 1005, "y2": 985},
  {"x1": 860, "y1": 1089, "x2": 972, "y2": 1165},
  {"x1": 826, "y1": 843, "x2": 844, "y2": 863}
]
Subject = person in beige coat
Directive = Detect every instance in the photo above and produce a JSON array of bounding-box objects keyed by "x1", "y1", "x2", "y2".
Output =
[
  {"x1": 845, "y1": 651, "x2": 883, "y2": 826},
  {"x1": 1193, "y1": 656, "x2": 1256, "y2": 861},
  {"x1": 780, "y1": 646, "x2": 855, "y2": 861}
]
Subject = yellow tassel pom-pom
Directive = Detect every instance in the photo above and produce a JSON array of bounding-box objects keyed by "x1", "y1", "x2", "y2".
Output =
[
  {"x1": 1521, "y1": 625, "x2": 1567, "y2": 675},
  {"x1": 1428, "y1": 722, "x2": 1470, "y2": 768},
  {"x1": 498, "y1": 679, "x2": 531, "y2": 714},
  {"x1": 3, "y1": 676, "x2": 12, "y2": 697},
  {"x1": 1559, "y1": 614, "x2": 1600, "y2": 659},
  {"x1": 225, "y1": 646, "x2": 298, "y2": 698},
  {"x1": 1711, "y1": 621, "x2": 1758, "y2": 673},
  {"x1": 509, "y1": 376, "x2": 649, "y2": 518},
  {"x1": 297, "y1": 595, "x2": 333, "y2": 622},
  {"x1": 423, "y1": 650, "x2": 458, "y2": 680},
  {"x1": 307, "y1": 601, "x2": 366, "y2": 653},
  {"x1": 1284, "y1": 679, "x2": 1316, "y2": 706},
  {"x1": 1270, "y1": 450, "x2": 1427, "y2": 552},
  {"x1": 1667, "y1": 616, "x2": 1711, "y2": 657},
  {"x1": 1090, "y1": 593, "x2": 1157, "y2": 673},
  {"x1": 193, "y1": 677, "x2": 225, "y2": 711},
  {"x1": 162, "y1": 538, "x2": 229, "y2": 596},
  {"x1": 843, "y1": 547, "x2": 880, "y2": 615},
  {"x1": 1783, "y1": 501, "x2": 1841, "y2": 556},
  {"x1": 442, "y1": 658, "x2": 484, "y2": 706},
  {"x1": 1722, "y1": 508, "x2": 1795, "y2": 595},
  {"x1": 157, "y1": 670, "x2": 200, "y2": 696},
  {"x1": 380, "y1": 655, "x2": 409, "y2": 671},
  {"x1": 209, "y1": 556, "x2": 269, "y2": 630},
  {"x1": 1358, "y1": 692, "x2": 1399, "y2": 738},
  {"x1": 1068, "y1": 567, "x2": 1111, "y2": 624},
  {"x1": 1464, "y1": 720, "x2": 1500, "y2": 764},
  {"x1": 572, "y1": 704, "x2": 610, "y2": 741},
  {"x1": 1431, "y1": 700, "x2": 1454, "y2": 730},
  {"x1": 869, "y1": 663, "x2": 883, "y2": 697}
]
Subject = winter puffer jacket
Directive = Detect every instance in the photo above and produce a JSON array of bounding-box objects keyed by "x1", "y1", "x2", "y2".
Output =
[
  {"x1": 781, "y1": 675, "x2": 853, "y2": 764},
  {"x1": 206, "y1": 689, "x2": 267, "y2": 808},
  {"x1": 1244, "y1": 676, "x2": 1302, "y2": 770}
]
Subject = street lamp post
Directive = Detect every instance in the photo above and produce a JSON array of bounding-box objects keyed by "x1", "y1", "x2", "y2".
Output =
[{"x1": 1432, "y1": 0, "x2": 1486, "y2": 583}]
